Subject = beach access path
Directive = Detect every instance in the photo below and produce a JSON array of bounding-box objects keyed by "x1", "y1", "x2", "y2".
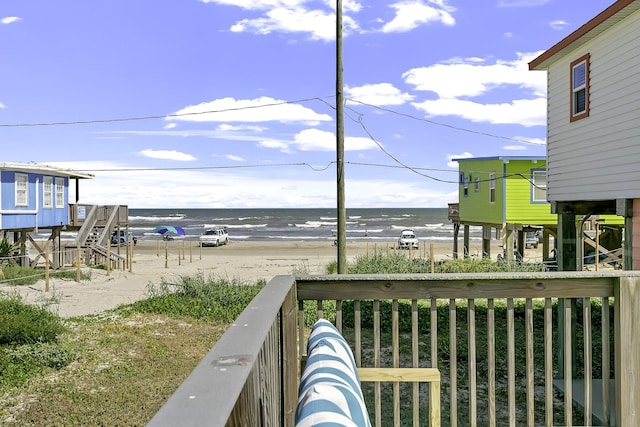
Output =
[{"x1": 1, "y1": 239, "x2": 515, "y2": 318}]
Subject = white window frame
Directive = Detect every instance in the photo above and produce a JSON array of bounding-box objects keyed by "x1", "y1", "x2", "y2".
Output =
[
  {"x1": 55, "y1": 177, "x2": 65, "y2": 208},
  {"x1": 489, "y1": 173, "x2": 496, "y2": 203},
  {"x1": 43, "y1": 176, "x2": 53, "y2": 208},
  {"x1": 15, "y1": 173, "x2": 28, "y2": 207},
  {"x1": 463, "y1": 176, "x2": 469, "y2": 198},
  {"x1": 532, "y1": 170, "x2": 547, "y2": 203},
  {"x1": 570, "y1": 54, "x2": 590, "y2": 122},
  {"x1": 474, "y1": 177, "x2": 480, "y2": 193}
]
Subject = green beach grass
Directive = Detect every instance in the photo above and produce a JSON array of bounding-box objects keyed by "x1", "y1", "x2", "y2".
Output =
[{"x1": 0, "y1": 254, "x2": 603, "y2": 425}]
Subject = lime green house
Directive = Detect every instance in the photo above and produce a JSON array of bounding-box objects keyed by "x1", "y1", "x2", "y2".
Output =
[
  {"x1": 451, "y1": 156, "x2": 623, "y2": 264},
  {"x1": 451, "y1": 156, "x2": 554, "y2": 259},
  {"x1": 455, "y1": 156, "x2": 553, "y2": 225}
]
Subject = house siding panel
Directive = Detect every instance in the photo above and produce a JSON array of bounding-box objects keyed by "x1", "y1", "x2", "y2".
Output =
[
  {"x1": 0, "y1": 171, "x2": 69, "y2": 230},
  {"x1": 457, "y1": 160, "x2": 504, "y2": 225},
  {"x1": 546, "y1": 9, "x2": 640, "y2": 202},
  {"x1": 504, "y1": 161, "x2": 555, "y2": 224}
]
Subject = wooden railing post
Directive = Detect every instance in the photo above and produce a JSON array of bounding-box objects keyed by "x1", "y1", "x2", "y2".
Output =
[{"x1": 614, "y1": 276, "x2": 640, "y2": 425}]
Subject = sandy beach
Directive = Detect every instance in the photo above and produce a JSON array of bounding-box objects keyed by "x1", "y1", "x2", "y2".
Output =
[{"x1": 1, "y1": 239, "x2": 537, "y2": 318}]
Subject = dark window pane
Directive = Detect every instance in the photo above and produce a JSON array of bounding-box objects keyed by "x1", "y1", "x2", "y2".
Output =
[{"x1": 574, "y1": 88, "x2": 586, "y2": 114}]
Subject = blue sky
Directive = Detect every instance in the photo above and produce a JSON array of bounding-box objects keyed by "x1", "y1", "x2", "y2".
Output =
[{"x1": 1, "y1": 0, "x2": 614, "y2": 209}]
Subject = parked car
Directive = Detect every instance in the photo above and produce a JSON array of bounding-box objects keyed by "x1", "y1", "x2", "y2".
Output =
[
  {"x1": 525, "y1": 231, "x2": 539, "y2": 249},
  {"x1": 111, "y1": 230, "x2": 137, "y2": 246},
  {"x1": 397, "y1": 229, "x2": 419, "y2": 250},
  {"x1": 199, "y1": 227, "x2": 229, "y2": 247}
]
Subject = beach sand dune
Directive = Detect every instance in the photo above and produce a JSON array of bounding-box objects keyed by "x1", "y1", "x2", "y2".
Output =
[{"x1": 1, "y1": 239, "x2": 540, "y2": 318}]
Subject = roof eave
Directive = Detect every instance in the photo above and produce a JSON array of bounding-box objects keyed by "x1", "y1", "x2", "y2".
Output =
[
  {"x1": 0, "y1": 162, "x2": 95, "y2": 179},
  {"x1": 529, "y1": 0, "x2": 639, "y2": 71}
]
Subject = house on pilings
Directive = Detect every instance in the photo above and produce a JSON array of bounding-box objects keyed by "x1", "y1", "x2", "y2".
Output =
[
  {"x1": 448, "y1": 156, "x2": 623, "y2": 266},
  {"x1": 0, "y1": 162, "x2": 131, "y2": 269},
  {"x1": 529, "y1": 0, "x2": 639, "y2": 271}
]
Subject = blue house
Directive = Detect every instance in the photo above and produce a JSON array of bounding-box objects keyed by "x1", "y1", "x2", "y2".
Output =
[
  {"x1": 0, "y1": 162, "x2": 94, "y2": 230},
  {"x1": 0, "y1": 162, "x2": 131, "y2": 269}
]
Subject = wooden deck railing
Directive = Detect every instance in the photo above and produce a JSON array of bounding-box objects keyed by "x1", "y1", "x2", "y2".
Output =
[{"x1": 148, "y1": 272, "x2": 640, "y2": 427}]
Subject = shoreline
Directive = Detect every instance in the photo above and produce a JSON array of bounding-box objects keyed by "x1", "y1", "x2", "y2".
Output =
[{"x1": 2, "y1": 239, "x2": 543, "y2": 318}]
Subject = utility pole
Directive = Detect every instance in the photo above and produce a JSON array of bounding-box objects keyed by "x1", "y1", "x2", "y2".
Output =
[{"x1": 336, "y1": 0, "x2": 346, "y2": 273}]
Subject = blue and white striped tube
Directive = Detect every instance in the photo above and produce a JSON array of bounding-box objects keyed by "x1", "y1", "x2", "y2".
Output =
[{"x1": 295, "y1": 319, "x2": 371, "y2": 427}]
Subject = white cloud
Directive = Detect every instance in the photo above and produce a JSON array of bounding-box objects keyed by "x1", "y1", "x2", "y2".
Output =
[
  {"x1": 1, "y1": 16, "x2": 21, "y2": 25},
  {"x1": 447, "y1": 152, "x2": 473, "y2": 168},
  {"x1": 345, "y1": 83, "x2": 414, "y2": 106},
  {"x1": 226, "y1": 154, "x2": 246, "y2": 161},
  {"x1": 199, "y1": 0, "x2": 306, "y2": 10},
  {"x1": 163, "y1": 123, "x2": 177, "y2": 130},
  {"x1": 502, "y1": 145, "x2": 526, "y2": 151},
  {"x1": 404, "y1": 53, "x2": 547, "y2": 126},
  {"x1": 511, "y1": 136, "x2": 546, "y2": 145},
  {"x1": 412, "y1": 97, "x2": 546, "y2": 127},
  {"x1": 403, "y1": 53, "x2": 546, "y2": 98},
  {"x1": 382, "y1": 0, "x2": 455, "y2": 33},
  {"x1": 231, "y1": 7, "x2": 341, "y2": 41},
  {"x1": 257, "y1": 138, "x2": 291, "y2": 151},
  {"x1": 201, "y1": 0, "x2": 454, "y2": 40},
  {"x1": 217, "y1": 124, "x2": 267, "y2": 132},
  {"x1": 498, "y1": 0, "x2": 550, "y2": 7},
  {"x1": 168, "y1": 97, "x2": 331, "y2": 125},
  {"x1": 139, "y1": 149, "x2": 197, "y2": 161},
  {"x1": 0, "y1": 101, "x2": 6, "y2": 109},
  {"x1": 48, "y1": 159, "x2": 455, "y2": 208},
  {"x1": 549, "y1": 20, "x2": 569, "y2": 30},
  {"x1": 292, "y1": 128, "x2": 378, "y2": 151}
]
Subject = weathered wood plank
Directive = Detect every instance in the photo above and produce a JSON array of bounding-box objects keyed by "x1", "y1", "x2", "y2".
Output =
[
  {"x1": 358, "y1": 367, "x2": 440, "y2": 382},
  {"x1": 392, "y1": 299, "x2": 400, "y2": 425},
  {"x1": 296, "y1": 274, "x2": 617, "y2": 300},
  {"x1": 468, "y1": 299, "x2": 477, "y2": 426},
  {"x1": 412, "y1": 299, "x2": 419, "y2": 426},
  {"x1": 584, "y1": 297, "x2": 592, "y2": 426},
  {"x1": 564, "y1": 299, "x2": 573, "y2": 426},
  {"x1": 373, "y1": 300, "x2": 381, "y2": 427},
  {"x1": 358, "y1": 368, "x2": 441, "y2": 427},
  {"x1": 488, "y1": 299, "x2": 496, "y2": 427},
  {"x1": 615, "y1": 277, "x2": 640, "y2": 426},
  {"x1": 544, "y1": 298, "x2": 553, "y2": 427},
  {"x1": 526, "y1": 298, "x2": 534, "y2": 426},
  {"x1": 450, "y1": 299, "x2": 457, "y2": 427},
  {"x1": 507, "y1": 298, "x2": 515, "y2": 427},
  {"x1": 355, "y1": 300, "x2": 362, "y2": 366},
  {"x1": 602, "y1": 297, "x2": 610, "y2": 425}
]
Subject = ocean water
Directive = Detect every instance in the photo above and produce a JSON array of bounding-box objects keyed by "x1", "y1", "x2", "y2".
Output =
[{"x1": 126, "y1": 208, "x2": 483, "y2": 243}]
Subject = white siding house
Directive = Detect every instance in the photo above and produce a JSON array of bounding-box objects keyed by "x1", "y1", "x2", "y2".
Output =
[{"x1": 529, "y1": 0, "x2": 640, "y2": 270}]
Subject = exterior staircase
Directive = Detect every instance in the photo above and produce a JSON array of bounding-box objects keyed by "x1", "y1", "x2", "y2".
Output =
[{"x1": 68, "y1": 204, "x2": 130, "y2": 267}]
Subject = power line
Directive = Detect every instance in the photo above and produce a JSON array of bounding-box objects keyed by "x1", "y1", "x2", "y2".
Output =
[
  {"x1": 82, "y1": 162, "x2": 332, "y2": 172},
  {"x1": 0, "y1": 95, "x2": 543, "y2": 148},
  {"x1": 346, "y1": 98, "x2": 545, "y2": 146},
  {"x1": 0, "y1": 97, "x2": 326, "y2": 127}
]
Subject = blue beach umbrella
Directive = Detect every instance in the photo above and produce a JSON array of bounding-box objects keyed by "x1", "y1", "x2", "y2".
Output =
[{"x1": 153, "y1": 225, "x2": 186, "y2": 236}]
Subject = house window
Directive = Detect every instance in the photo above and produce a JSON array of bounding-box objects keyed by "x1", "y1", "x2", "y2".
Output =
[
  {"x1": 15, "y1": 174, "x2": 28, "y2": 206},
  {"x1": 43, "y1": 176, "x2": 53, "y2": 208},
  {"x1": 55, "y1": 177, "x2": 65, "y2": 208},
  {"x1": 474, "y1": 177, "x2": 480, "y2": 193},
  {"x1": 489, "y1": 173, "x2": 496, "y2": 203},
  {"x1": 463, "y1": 176, "x2": 469, "y2": 197},
  {"x1": 532, "y1": 170, "x2": 547, "y2": 202},
  {"x1": 570, "y1": 54, "x2": 590, "y2": 122}
]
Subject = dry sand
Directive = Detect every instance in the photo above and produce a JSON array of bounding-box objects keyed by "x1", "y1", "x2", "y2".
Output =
[{"x1": 0, "y1": 239, "x2": 542, "y2": 318}]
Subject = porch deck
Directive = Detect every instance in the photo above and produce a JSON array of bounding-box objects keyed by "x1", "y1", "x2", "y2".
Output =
[{"x1": 149, "y1": 271, "x2": 640, "y2": 426}]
